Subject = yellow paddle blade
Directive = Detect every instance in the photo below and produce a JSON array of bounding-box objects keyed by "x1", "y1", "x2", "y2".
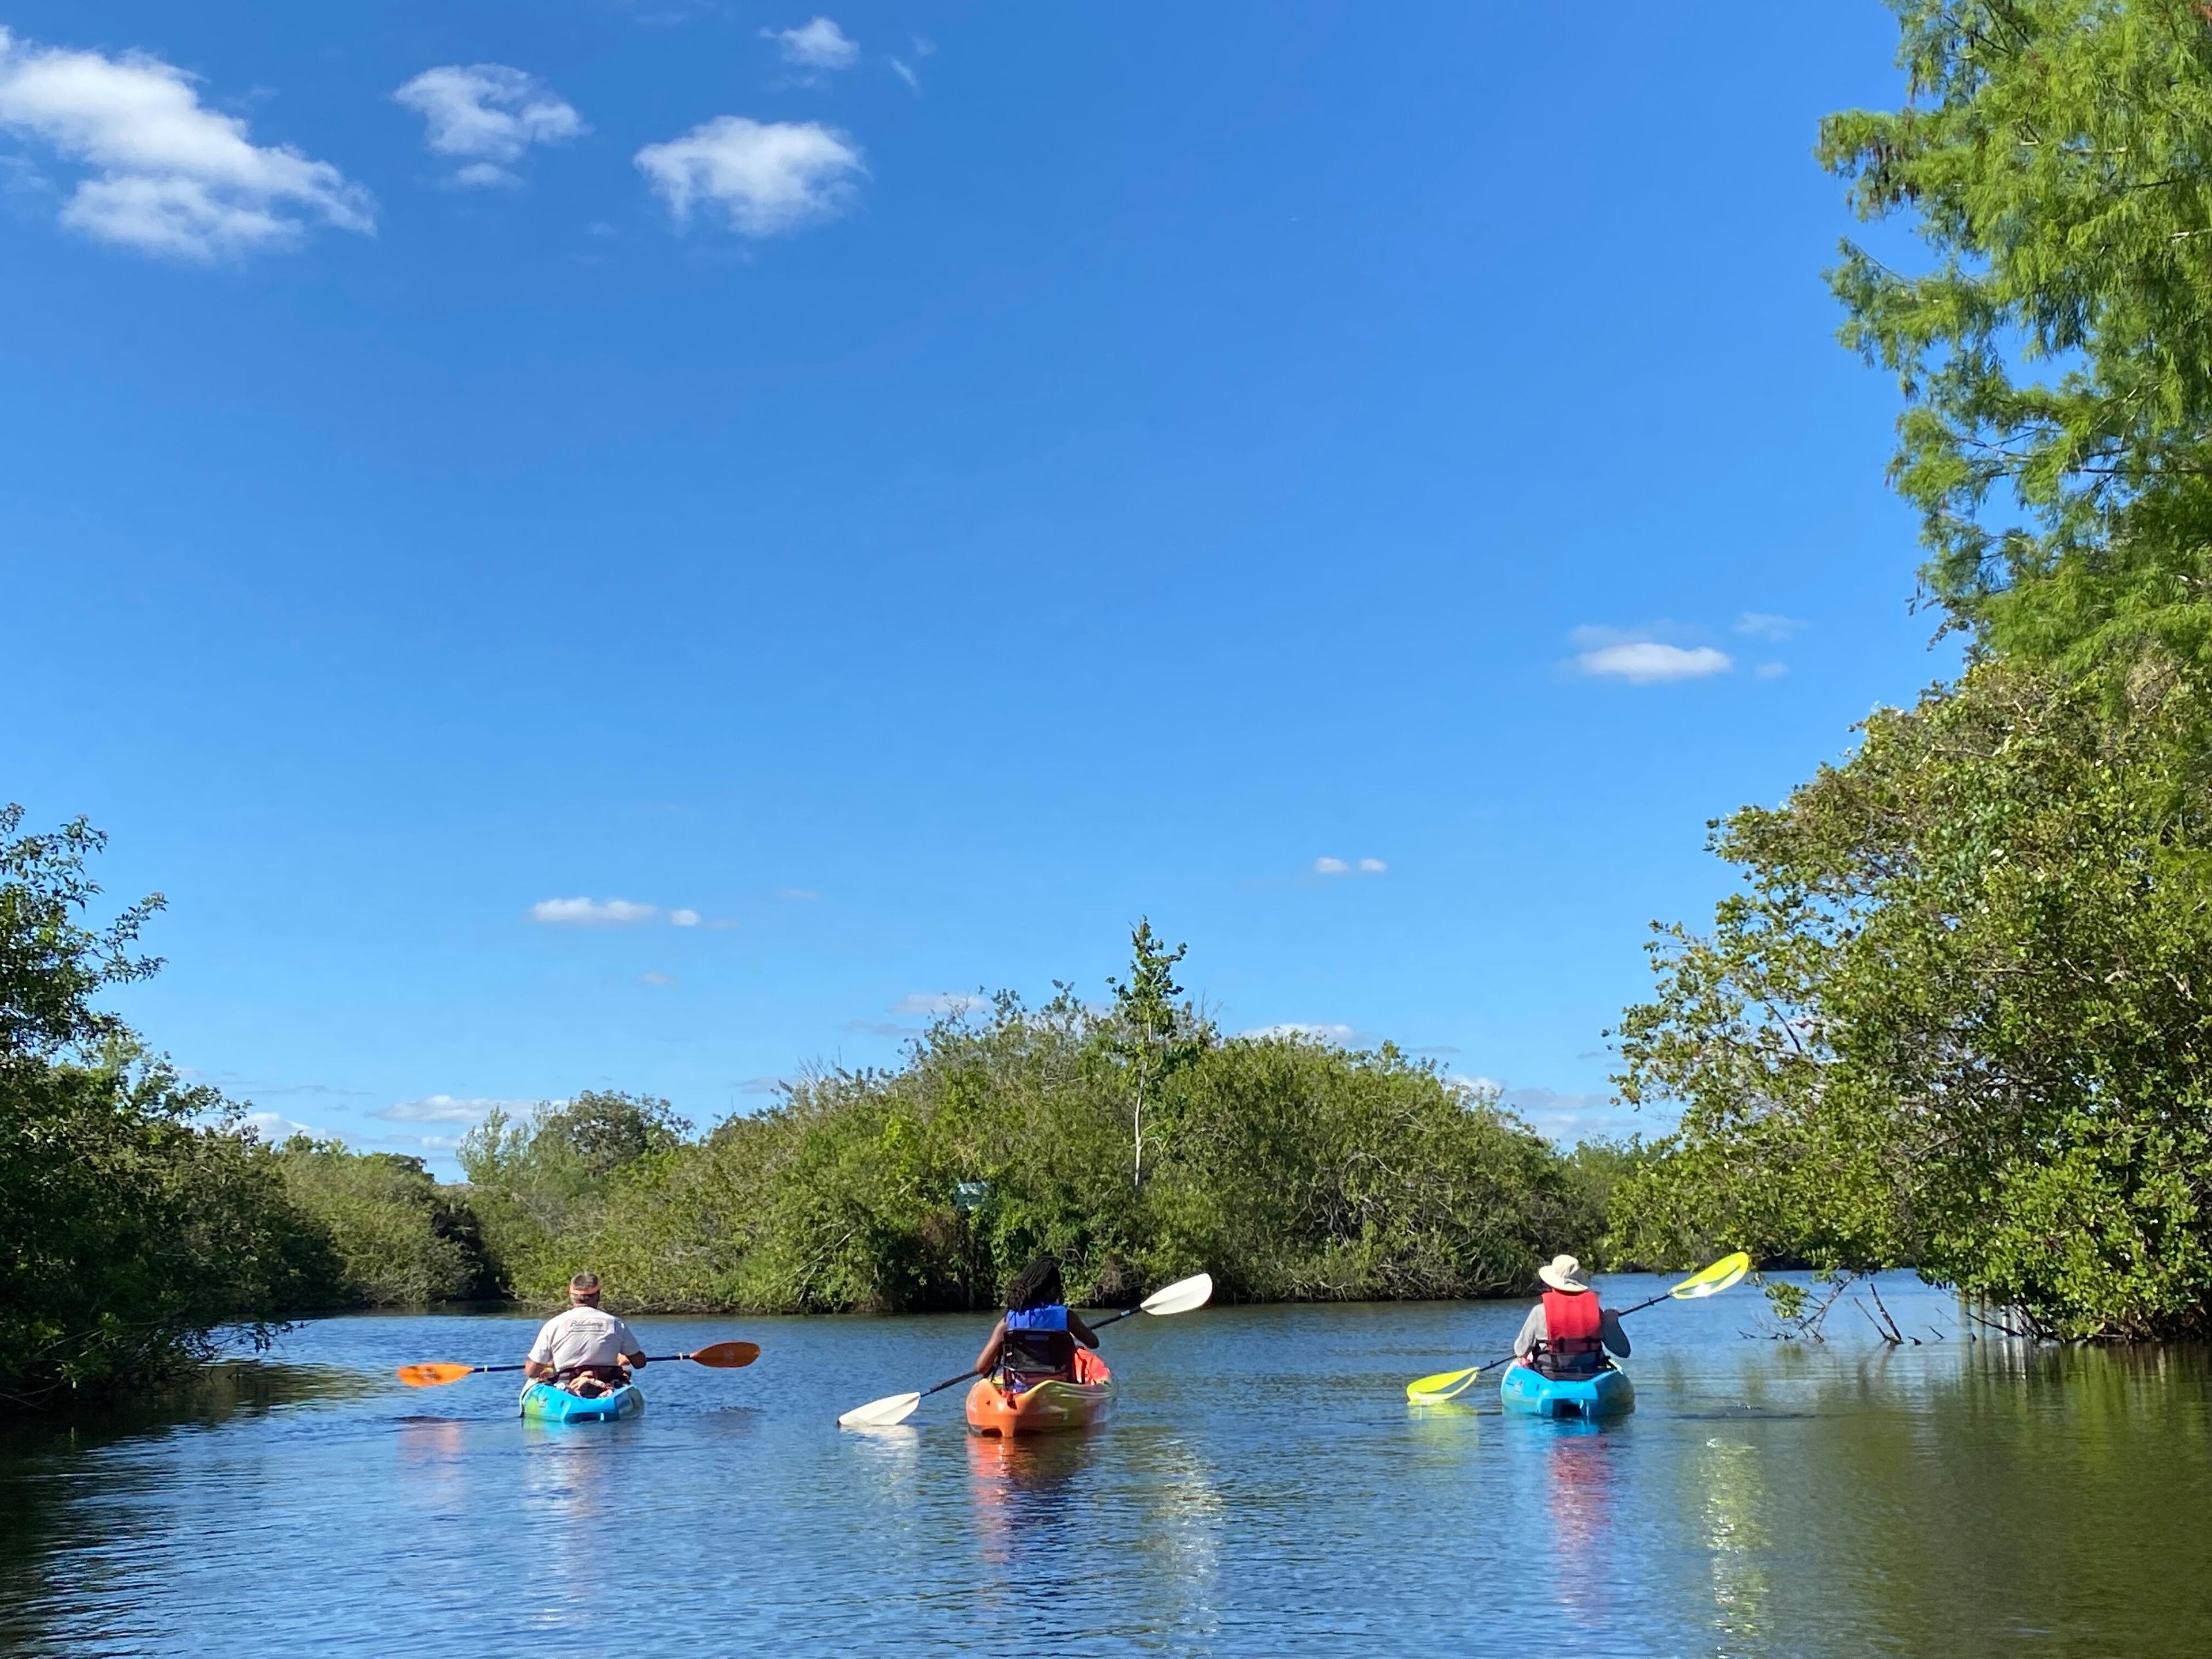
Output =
[
  {"x1": 1668, "y1": 1251, "x2": 1751, "y2": 1300},
  {"x1": 838, "y1": 1391, "x2": 922, "y2": 1429},
  {"x1": 1406, "y1": 1365, "x2": 1482, "y2": 1402},
  {"x1": 396, "y1": 1363, "x2": 476, "y2": 1388}
]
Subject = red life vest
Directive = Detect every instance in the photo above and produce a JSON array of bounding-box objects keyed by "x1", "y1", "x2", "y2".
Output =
[{"x1": 1540, "y1": 1288, "x2": 1605, "y2": 1374}]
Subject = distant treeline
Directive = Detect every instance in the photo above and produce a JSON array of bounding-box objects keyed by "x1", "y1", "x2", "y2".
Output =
[{"x1": 1, "y1": 813, "x2": 1638, "y2": 1407}]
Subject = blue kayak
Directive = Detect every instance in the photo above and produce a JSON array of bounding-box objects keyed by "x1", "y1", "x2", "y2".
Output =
[
  {"x1": 1499, "y1": 1362, "x2": 1634, "y2": 1421},
  {"x1": 519, "y1": 1381, "x2": 644, "y2": 1423}
]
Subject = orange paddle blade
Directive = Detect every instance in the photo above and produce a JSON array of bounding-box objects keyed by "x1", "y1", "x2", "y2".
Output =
[
  {"x1": 396, "y1": 1363, "x2": 478, "y2": 1387},
  {"x1": 688, "y1": 1342, "x2": 761, "y2": 1369}
]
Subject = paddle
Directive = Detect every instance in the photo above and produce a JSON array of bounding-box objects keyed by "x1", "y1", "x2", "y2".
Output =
[
  {"x1": 396, "y1": 1340, "x2": 760, "y2": 1388},
  {"x1": 836, "y1": 1271, "x2": 1215, "y2": 1429},
  {"x1": 1404, "y1": 1252, "x2": 1751, "y2": 1404}
]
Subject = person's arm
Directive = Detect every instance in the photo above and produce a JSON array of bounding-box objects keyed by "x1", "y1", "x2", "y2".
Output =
[
  {"x1": 1067, "y1": 1311, "x2": 1100, "y2": 1350},
  {"x1": 618, "y1": 1320, "x2": 647, "y2": 1369},
  {"x1": 974, "y1": 1317, "x2": 1008, "y2": 1376},
  {"x1": 1512, "y1": 1305, "x2": 1546, "y2": 1359},
  {"x1": 1600, "y1": 1309, "x2": 1631, "y2": 1358},
  {"x1": 524, "y1": 1321, "x2": 557, "y2": 1380}
]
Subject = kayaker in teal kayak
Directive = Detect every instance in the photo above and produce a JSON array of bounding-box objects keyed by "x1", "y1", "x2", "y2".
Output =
[
  {"x1": 972, "y1": 1255, "x2": 1101, "y2": 1384},
  {"x1": 524, "y1": 1272, "x2": 648, "y2": 1398},
  {"x1": 1512, "y1": 1255, "x2": 1630, "y2": 1378}
]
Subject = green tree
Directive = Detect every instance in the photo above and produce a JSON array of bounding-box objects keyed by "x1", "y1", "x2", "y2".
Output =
[
  {"x1": 1611, "y1": 664, "x2": 2212, "y2": 1336},
  {"x1": 1824, "y1": 0, "x2": 2212, "y2": 671},
  {"x1": 0, "y1": 806, "x2": 339, "y2": 1404},
  {"x1": 1105, "y1": 919, "x2": 1204, "y2": 1188}
]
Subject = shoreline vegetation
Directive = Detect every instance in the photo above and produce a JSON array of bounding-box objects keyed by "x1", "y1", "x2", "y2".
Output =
[{"x1": 0, "y1": 818, "x2": 1640, "y2": 1408}]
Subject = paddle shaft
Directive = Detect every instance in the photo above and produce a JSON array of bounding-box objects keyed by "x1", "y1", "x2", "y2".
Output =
[{"x1": 468, "y1": 1351, "x2": 708, "y2": 1377}]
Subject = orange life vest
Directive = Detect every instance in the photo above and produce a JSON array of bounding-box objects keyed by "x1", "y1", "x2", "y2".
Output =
[{"x1": 1540, "y1": 1287, "x2": 1605, "y2": 1375}]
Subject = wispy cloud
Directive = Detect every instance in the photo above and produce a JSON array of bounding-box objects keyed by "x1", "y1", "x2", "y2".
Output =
[
  {"x1": 1734, "y1": 611, "x2": 1808, "y2": 642},
  {"x1": 1313, "y1": 856, "x2": 1388, "y2": 877},
  {"x1": 764, "y1": 17, "x2": 859, "y2": 70},
  {"x1": 888, "y1": 56, "x2": 921, "y2": 94},
  {"x1": 394, "y1": 64, "x2": 584, "y2": 188},
  {"x1": 841, "y1": 1018, "x2": 915, "y2": 1037},
  {"x1": 635, "y1": 116, "x2": 862, "y2": 236},
  {"x1": 639, "y1": 971, "x2": 676, "y2": 986},
  {"x1": 376, "y1": 1094, "x2": 528, "y2": 1124},
  {"x1": 1569, "y1": 626, "x2": 1731, "y2": 685},
  {"x1": 1755, "y1": 661, "x2": 1789, "y2": 680},
  {"x1": 532, "y1": 896, "x2": 660, "y2": 925},
  {"x1": 892, "y1": 992, "x2": 986, "y2": 1017},
  {"x1": 529, "y1": 896, "x2": 706, "y2": 927},
  {"x1": 1240, "y1": 1021, "x2": 1361, "y2": 1046},
  {"x1": 778, "y1": 887, "x2": 820, "y2": 901},
  {"x1": 241, "y1": 1109, "x2": 327, "y2": 1142},
  {"x1": 0, "y1": 26, "x2": 373, "y2": 260}
]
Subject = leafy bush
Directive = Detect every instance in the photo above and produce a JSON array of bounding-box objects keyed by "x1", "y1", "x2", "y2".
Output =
[
  {"x1": 465, "y1": 961, "x2": 1604, "y2": 1314},
  {"x1": 269, "y1": 1138, "x2": 496, "y2": 1305}
]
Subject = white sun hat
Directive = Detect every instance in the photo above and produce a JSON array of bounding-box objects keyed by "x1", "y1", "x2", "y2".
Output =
[{"x1": 1537, "y1": 1253, "x2": 1593, "y2": 1293}]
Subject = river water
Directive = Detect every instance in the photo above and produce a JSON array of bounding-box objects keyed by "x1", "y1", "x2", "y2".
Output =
[{"x1": 1, "y1": 1274, "x2": 2205, "y2": 1657}]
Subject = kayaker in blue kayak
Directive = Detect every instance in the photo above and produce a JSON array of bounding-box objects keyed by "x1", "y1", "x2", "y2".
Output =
[
  {"x1": 972, "y1": 1255, "x2": 1101, "y2": 1384},
  {"x1": 1512, "y1": 1255, "x2": 1630, "y2": 1378},
  {"x1": 524, "y1": 1272, "x2": 648, "y2": 1398}
]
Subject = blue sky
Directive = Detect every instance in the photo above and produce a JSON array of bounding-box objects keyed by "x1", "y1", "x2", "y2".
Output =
[{"x1": 0, "y1": 3, "x2": 1945, "y2": 1170}]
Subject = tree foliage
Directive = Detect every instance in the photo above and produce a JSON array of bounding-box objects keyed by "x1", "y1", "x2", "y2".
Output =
[
  {"x1": 1611, "y1": 664, "x2": 2212, "y2": 1336},
  {"x1": 0, "y1": 808, "x2": 338, "y2": 1404},
  {"x1": 1825, "y1": 0, "x2": 2212, "y2": 669},
  {"x1": 461, "y1": 952, "x2": 1606, "y2": 1313}
]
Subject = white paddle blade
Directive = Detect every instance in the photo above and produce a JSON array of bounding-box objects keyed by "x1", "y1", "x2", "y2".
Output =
[
  {"x1": 1140, "y1": 1272, "x2": 1214, "y2": 1317},
  {"x1": 837, "y1": 1391, "x2": 922, "y2": 1429}
]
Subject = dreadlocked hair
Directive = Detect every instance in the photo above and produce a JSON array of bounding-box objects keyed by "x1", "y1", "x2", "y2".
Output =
[{"x1": 1005, "y1": 1255, "x2": 1065, "y2": 1312}]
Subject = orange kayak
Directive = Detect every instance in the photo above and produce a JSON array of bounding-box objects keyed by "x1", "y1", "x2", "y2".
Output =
[{"x1": 964, "y1": 1349, "x2": 1114, "y2": 1437}]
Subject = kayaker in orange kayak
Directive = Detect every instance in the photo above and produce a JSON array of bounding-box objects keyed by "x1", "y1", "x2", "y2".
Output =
[
  {"x1": 973, "y1": 1255, "x2": 1101, "y2": 1384},
  {"x1": 1512, "y1": 1254, "x2": 1630, "y2": 1378}
]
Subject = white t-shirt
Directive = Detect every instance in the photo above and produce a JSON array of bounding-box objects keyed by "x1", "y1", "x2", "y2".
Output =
[{"x1": 528, "y1": 1305, "x2": 646, "y2": 1373}]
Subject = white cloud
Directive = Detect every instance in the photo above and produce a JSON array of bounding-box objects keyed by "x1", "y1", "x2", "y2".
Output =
[
  {"x1": 892, "y1": 992, "x2": 987, "y2": 1017},
  {"x1": 1313, "y1": 857, "x2": 1349, "y2": 874},
  {"x1": 1734, "y1": 611, "x2": 1808, "y2": 642},
  {"x1": 635, "y1": 116, "x2": 862, "y2": 236},
  {"x1": 1444, "y1": 1073, "x2": 1503, "y2": 1100},
  {"x1": 531, "y1": 896, "x2": 660, "y2": 925},
  {"x1": 393, "y1": 64, "x2": 583, "y2": 187},
  {"x1": 1314, "y1": 857, "x2": 1388, "y2": 877},
  {"x1": 1755, "y1": 661, "x2": 1789, "y2": 680},
  {"x1": 376, "y1": 1094, "x2": 526, "y2": 1123},
  {"x1": 1241, "y1": 1021, "x2": 1360, "y2": 1046},
  {"x1": 1578, "y1": 642, "x2": 1732, "y2": 683},
  {"x1": 241, "y1": 1109, "x2": 325, "y2": 1141},
  {"x1": 669, "y1": 908, "x2": 701, "y2": 927},
  {"x1": 1570, "y1": 627, "x2": 1732, "y2": 684},
  {"x1": 888, "y1": 56, "x2": 921, "y2": 94},
  {"x1": 1357, "y1": 858, "x2": 1388, "y2": 874},
  {"x1": 0, "y1": 26, "x2": 373, "y2": 260},
  {"x1": 639, "y1": 971, "x2": 676, "y2": 986},
  {"x1": 765, "y1": 18, "x2": 859, "y2": 70}
]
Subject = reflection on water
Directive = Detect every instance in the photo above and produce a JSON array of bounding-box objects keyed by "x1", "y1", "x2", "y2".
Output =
[{"x1": 1, "y1": 1283, "x2": 2209, "y2": 1655}]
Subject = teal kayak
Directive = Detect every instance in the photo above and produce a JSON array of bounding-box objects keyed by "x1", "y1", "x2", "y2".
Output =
[
  {"x1": 519, "y1": 1381, "x2": 644, "y2": 1423},
  {"x1": 1499, "y1": 1362, "x2": 1634, "y2": 1421}
]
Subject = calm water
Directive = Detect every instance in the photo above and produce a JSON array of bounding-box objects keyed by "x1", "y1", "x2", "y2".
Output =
[{"x1": 3, "y1": 1275, "x2": 2207, "y2": 1657}]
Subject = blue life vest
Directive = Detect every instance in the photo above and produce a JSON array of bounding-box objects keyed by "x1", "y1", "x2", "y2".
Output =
[{"x1": 1002, "y1": 1302, "x2": 1073, "y2": 1374}]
